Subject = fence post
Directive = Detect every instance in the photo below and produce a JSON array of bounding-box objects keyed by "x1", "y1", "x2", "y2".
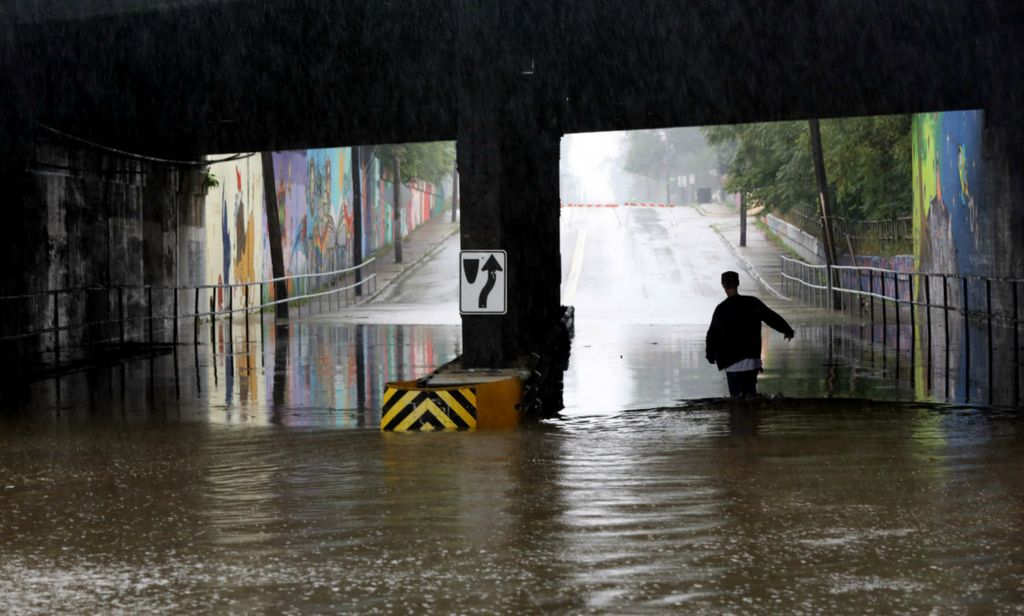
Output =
[
  {"x1": 260, "y1": 283, "x2": 265, "y2": 332},
  {"x1": 1014, "y1": 281, "x2": 1020, "y2": 406},
  {"x1": 882, "y1": 272, "x2": 888, "y2": 348},
  {"x1": 52, "y1": 291, "x2": 60, "y2": 366},
  {"x1": 857, "y1": 268, "x2": 863, "y2": 319},
  {"x1": 895, "y1": 273, "x2": 901, "y2": 353},
  {"x1": 869, "y1": 270, "x2": 875, "y2": 322},
  {"x1": 963, "y1": 277, "x2": 970, "y2": 402},
  {"x1": 909, "y1": 273, "x2": 916, "y2": 360},
  {"x1": 244, "y1": 284, "x2": 250, "y2": 345},
  {"x1": 119, "y1": 286, "x2": 126, "y2": 344},
  {"x1": 986, "y1": 278, "x2": 993, "y2": 404},
  {"x1": 147, "y1": 287, "x2": 154, "y2": 345},
  {"x1": 925, "y1": 275, "x2": 932, "y2": 389},
  {"x1": 194, "y1": 288, "x2": 200, "y2": 346},
  {"x1": 943, "y1": 275, "x2": 950, "y2": 399},
  {"x1": 173, "y1": 288, "x2": 178, "y2": 345},
  {"x1": 925, "y1": 276, "x2": 932, "y2": 357}
]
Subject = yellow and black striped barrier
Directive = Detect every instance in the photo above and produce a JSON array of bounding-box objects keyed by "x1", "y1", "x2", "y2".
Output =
[{"x1": 381, "y1": 377, "x2": 522, "y2": 432}]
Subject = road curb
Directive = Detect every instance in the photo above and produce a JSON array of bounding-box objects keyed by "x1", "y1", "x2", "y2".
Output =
[
  {"x1": 710, "y1": 223, "x2": 790, "y2": 301},
  {"x1": 356, "y1": 224, "x2": 460, "y2": 306}
]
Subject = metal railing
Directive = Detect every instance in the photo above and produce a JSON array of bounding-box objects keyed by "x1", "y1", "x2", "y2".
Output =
[
  {"x1": 0, "y1": 258, "x2": 378, "y2": 368},
  {"x1": 781, "y1": 256, "x2": 1023, "y2": 405},
  {"x1": 787, "y1": 205, "x2": 912, "y2": 242}
]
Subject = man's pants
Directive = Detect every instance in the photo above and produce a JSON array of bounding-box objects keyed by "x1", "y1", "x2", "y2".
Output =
[{"x1": 726, "y1": 370, "x2": 758, "y2": 397}]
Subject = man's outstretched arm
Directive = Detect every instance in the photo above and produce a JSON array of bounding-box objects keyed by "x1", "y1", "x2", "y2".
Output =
[{"x1": 760, "y1": 301, "x2": 795, "y2": 339}]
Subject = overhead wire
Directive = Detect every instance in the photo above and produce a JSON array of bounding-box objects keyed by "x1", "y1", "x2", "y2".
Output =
[{"x1": 37, "y1": 123, "x2": 256, "y2": 167}]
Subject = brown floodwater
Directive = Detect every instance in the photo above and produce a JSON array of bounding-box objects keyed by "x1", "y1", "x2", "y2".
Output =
[{"x1": 1, "y1": 322, "x2": 1022, "y2": 614}]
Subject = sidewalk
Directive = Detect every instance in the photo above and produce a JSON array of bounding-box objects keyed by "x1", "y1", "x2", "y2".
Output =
[
  {"x1": 698, "y1": 201, "x2": 789, "y2": 300},
  {"x1": 359, "y1": 210, "x2": 460, "y2": 304}
]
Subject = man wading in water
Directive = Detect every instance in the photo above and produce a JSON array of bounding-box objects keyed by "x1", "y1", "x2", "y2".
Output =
[{"x1": 705, "y1": 271, "x2": 795, "y2": 398}]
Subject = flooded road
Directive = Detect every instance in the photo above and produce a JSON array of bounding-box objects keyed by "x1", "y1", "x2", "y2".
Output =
[
  {"x1": 2, "y1": 392, "x2": 1023, "y2": 613},
  {"x1": 2, "y1": 205, "x2": 1022, "y2": 613}
]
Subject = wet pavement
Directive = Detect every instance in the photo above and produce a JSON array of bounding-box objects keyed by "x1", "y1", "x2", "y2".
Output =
[{"x1": 1, "y1": 206, "x2": 1022, "y2": 613}]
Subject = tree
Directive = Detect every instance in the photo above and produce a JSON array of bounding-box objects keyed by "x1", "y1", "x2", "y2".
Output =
[
  {"x1": 372, "y1": 141, "x2": 456, "y2": 263},
  {"x1": 703, "y1": 121, "x2": 814, "y2": 213},
  {"x1": 623, "y1": 127, "x2": 712, "y2": 181},
  {"x1": 623, "y1": 127, "x2": 715, "y2": 201},
  {"x1": 702, "y1": 115, "x2": 911, "y2": 221},
  {"x1": 375, "y1": 141, "x2": 456, "y2": 185}
]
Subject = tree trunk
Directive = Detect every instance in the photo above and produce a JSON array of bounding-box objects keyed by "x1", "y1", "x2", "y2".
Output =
[
  {"x1": 260, "y1": 152, "x2": 288, "y2": 320},
  {"x1": 393, "y1": 156, "x2": 402, "y2": 263},
  {"x1": 808, "y1": 118, "x2": 840, "y2": 310}
]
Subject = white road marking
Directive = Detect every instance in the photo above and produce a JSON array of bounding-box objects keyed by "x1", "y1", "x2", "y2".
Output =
[{"x1": 562, "y1": 228, "x2": 588, "y2": 304}]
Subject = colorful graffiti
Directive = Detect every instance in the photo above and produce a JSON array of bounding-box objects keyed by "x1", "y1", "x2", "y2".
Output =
[
  {"x1": 912, "y1": 110, "x2": 985, "y2": 276},
  {"x1": 204, "y1": 148, "x2": 447, "y2": 296},
  {"x1": 204, "y1": 157, "x2": 265, "y2": 310}
]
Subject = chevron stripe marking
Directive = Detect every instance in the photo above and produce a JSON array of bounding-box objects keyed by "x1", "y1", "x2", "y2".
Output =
[
  {"x1": 458, "y1": 387, "x2": 477, "y2": 408},
  {"x1": 437, "y1": 390, "x2": 476, "y2": 427},
  {"x1": 381, "y1": 390, "x2": 423, "y2": 428},
  {"x1": 423, "y1": 398, "x2": 459, "y2": 430},
  {"x1": 395, "y1": 403, "x2": 430, "y2": 432},
  {"x1": 382, "y1": 387, "x2": 399, "y2": 408},
  {"x1": 435, "y1": 391, "x2": 475, "y2": 428}
]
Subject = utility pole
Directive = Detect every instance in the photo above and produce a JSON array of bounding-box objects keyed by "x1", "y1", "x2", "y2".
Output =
[
  {"x1": 451, "y1": 158, "x2": 458, "y2": 223},
  {"x1": 808, "y1": 118, "x2": 840, "y2": 310},
  {"x1": 352, "y1": 146, "x2": 363, "y2": 296},
  {"x1": 392, "y1": 155, "x2": 402, "y2": 263},
  {"x1": 739, "y1": 192, "x2": 747, "y2": 247}
]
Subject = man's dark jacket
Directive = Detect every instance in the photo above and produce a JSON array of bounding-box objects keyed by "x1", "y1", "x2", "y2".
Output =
[{"x1": 705, "y1": 294, "x2": 794, "y2": 371}]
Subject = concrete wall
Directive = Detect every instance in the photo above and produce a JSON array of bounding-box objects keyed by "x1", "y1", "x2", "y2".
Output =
[
  {"x1": 0, "y1": 136, "x2": 207, "y2": 360},
  {"x1": 912, "y1": 109, "x2": 1024, "y2": 278},
  {"x1": 764, "y1": 214, "x2": 825, "y2": 264}
]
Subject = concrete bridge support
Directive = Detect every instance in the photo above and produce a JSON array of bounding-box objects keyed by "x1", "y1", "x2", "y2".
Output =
[{"x1": 456, "y1": 4, "x2": 562, "y2": 369}]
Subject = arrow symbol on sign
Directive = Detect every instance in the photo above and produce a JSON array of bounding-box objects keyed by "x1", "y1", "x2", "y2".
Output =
[{"x1": 478, "y1": 255, "x2": 503, "y2": 308}]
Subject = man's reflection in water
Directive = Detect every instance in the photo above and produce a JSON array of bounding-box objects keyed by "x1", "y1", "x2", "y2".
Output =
[{"x1": 727, "y1": 406, "x2": 760, "y2": 437}]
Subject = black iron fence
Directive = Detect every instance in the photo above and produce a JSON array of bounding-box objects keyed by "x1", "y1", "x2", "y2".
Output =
[
  {"x1": 0, "y1": 259, "x2": 378, "y2": 372},
  {"x1": 784, "y1": 205, "x2": 912, "y2": 255},
  {"x1": 780, "y1": 256, "x2": 1023, "y2": 406}
]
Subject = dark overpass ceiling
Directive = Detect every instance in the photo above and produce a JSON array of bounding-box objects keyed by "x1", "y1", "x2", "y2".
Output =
[{"x1": 2, "y1": 0, "x2": 1019, "y2": 157}]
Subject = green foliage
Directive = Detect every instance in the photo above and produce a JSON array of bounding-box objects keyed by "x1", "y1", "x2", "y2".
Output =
[
  {"x1": 821, "y1": 115, "x2": 911, "y2": 220},
  {"x1": 623, "y1": 127, "x2": 713, "y2": 181},
  {"x1": 704, "y1": 121, "x2": 813, "y2": 212},
  {"x1": 375, "y1": 141, "x2": 455, "y2": 185},
  {"x1": 202, "y1": 169, "x2": 219, "y2": 191},
  {"x1": 702, "y1": 115, "x2": 911, "y2": 220}
]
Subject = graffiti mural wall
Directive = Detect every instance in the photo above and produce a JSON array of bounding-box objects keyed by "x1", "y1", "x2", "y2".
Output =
[
  {"x1": 912, "y1": 110, "x2": 986, "y2": 277},
  {"x1": 203, "y1": 156, "x2": 266, "y2": 310},
  {"x1": 204, "y1": 148, "x2": 447, "y2": 300}
]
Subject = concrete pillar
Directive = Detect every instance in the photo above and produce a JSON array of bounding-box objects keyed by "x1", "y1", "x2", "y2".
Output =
[{"x1": 457, "y1": 31, "x2": 561, "y2": 368}]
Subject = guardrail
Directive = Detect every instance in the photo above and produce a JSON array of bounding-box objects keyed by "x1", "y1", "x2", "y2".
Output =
[
  {"x1": 781, "y1": 256, "x2": 1023, "y2": 404},
  {"x1": 0, "y1": 258, "x2": 378, "y2": 369}
]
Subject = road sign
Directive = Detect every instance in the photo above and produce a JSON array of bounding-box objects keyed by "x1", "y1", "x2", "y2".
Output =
[{"x1": 460, "y1": 250, "x2": 507, "y2": 314}]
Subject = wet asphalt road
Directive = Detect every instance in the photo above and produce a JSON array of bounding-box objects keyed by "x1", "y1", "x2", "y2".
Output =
[{"x1": 1, "y1": 206, "x2": 1022, "y2": 614}]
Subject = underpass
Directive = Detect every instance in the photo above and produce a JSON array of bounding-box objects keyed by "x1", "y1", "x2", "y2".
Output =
[{"x1": 1, "y1": 1, "x2": 1023, "y2": 612}]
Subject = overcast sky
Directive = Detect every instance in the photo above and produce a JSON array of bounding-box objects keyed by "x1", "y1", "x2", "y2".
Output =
[{"x1": 561, "y1": 131, "x2": 624, "y2": 203}]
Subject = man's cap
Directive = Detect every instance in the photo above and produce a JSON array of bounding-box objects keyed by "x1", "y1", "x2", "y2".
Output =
[{"x1": 721, "y1": 271, "x2": 740, "y2": 287}]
